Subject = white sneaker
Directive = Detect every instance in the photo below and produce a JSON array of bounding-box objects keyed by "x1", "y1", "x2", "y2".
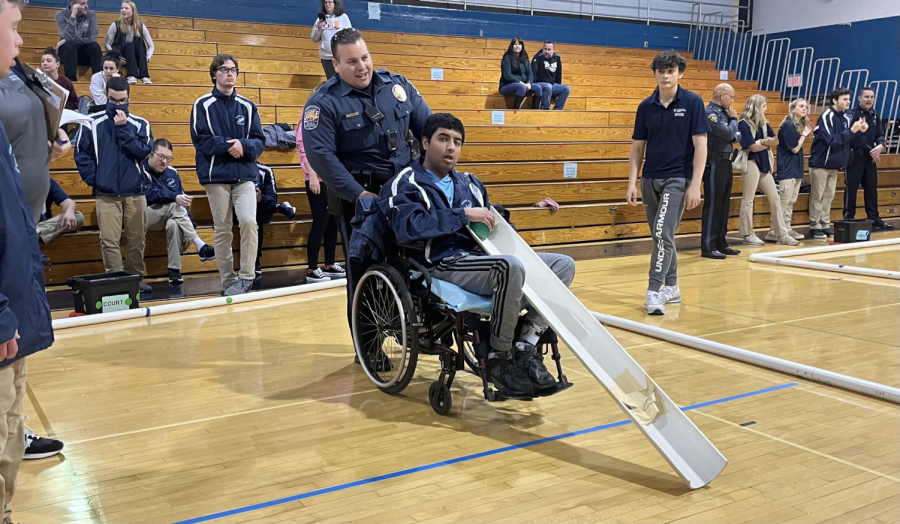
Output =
[
  {"x1": 743, "y1": 234, "x2": 765, "y2": 246},
  {"x1": 141, "y1": 77, "x2": 152, "y2": 84},
  {"x1": 777, "y1": 234, "x2": 799, "y2": 246},
  {"x1": 788, "y1": 229, "x2": 804, "y2": 240},
  {"x1": 645, "y1": 291, "x2": 665, "y2": 315},
  {"x1": 126, "y1": 76, "x2": 137, "y2": 84},
  {"x1": 659, "y1": 285, "x2": 681, "y2": 304},
  {"x1": 764, "y1": 231, "x2": 778, "y2": 243}
]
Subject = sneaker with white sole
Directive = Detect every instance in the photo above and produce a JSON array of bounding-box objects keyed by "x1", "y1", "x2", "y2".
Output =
[
  {"x1": 659, "y1": 285, "x2": 681, "y2": 304},
  {"x1": 126, "y1": 76, "x2": 137, "y2": 84},
  {"x1": 788, "y1": 229, "x2": 804, "y2": 240},
  {"x1": 743, "y1": 234, "x2": 765, "y2": 246},
  {"x1": 777, "y1": 234, "x2": 799, "y2": 246},
  {"x1": 322, "y1": 263, "x2": 345, "y2": 279},
  {"x1": 141, "y1": 77, "x2": 152, "y2": 84},
  {"x1": 276, "y1": 201, "x2": 296, "y2": 220},
  {"x1": 223, "y1": 278, "x2": 254, "y2": 296},
  {"x1": 198, "y1": 244, "x2": 216, "y2": 262},
  {"x1": 306, "y1": 268, "x2": 331, "y2": 283},
  {"x1": 811, "y1": 229, "x2": 827, "y2": 239},
  {"x1": 764, "y1": 231, "x2": 778, "y2": 243},
  {"x1": 645, "y1": 291, "x2": 665, "y2": 315},
  {"x1": 24, "y1": 419, "x2": 63, "y2": 460}
]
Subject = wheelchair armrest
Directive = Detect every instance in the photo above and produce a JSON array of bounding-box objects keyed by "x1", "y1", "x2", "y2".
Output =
[{"x1": 397, "y1": 241, "x2": 427, "y2": 251}]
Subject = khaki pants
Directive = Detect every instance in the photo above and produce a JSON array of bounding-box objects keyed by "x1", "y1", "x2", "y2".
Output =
[
  {"x1": 0, "y1": 359, "x2": 27, "y2": 524},
  {"x1": 96, "y1": 195, "x2": 147, "y2": 275},
  {"x1": 778, "y1": 178, "x2": 803, "y2": 232},
  {"x1": 35, "y1": 211, "x2": 85, "y2": 244},
  {"x1": 146, "y1": 203, "x2": 199, "y2": 271},
  {"x1": 809, "y1": 168, "x2": 838, "y2": 230},
  {"x1": 740, "y1": 160, "x2": 786, "y2": 238},
  {"x1": 206, "y1": 182, "x2": 257, "y2": 285}
]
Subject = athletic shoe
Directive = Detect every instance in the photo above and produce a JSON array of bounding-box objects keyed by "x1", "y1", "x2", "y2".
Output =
[
  {"x1": 24, "y1": 421, "x2": 63, "y2": 460},
  {"x1": 322, "y1": 263, "x2": 346, "y2": 279},
  {"x1": 486, "y1": 353, "x2": 535, "y2": 397},
  {"x1": 822, "y1": 228, "x2": 835, "y2": 237},
  {"x1": 306, "y1": 268, "x2": 331, "y2": 283},
  {"x1": 223, "y1": 278, "x2": 254, "y2": 296},
  {"x1": 720, "y1": 247, "x2": 741, "y2": 256},
  {"x1": 138, "y1": 281, "x2": 153, "y2": 298},
  {"x1": 777, "y1": 234, "x2": 799, "y2": 246},
  {"x1": 198, "y1": 244, "x2": 216, "y2": 262},
  {"x1": 513, "y1": 343, "x2": 556, "y2": 390},
  {"x1": 743, "y1": 234, "x2": 765, "y2": 246},
  {"x1": 659, "y1": 285, "x2": 681, "y2": 304},
  {"x1": 788, "y1": 229, "x2": 805, "y2": 240},
  {"x1": 126, "y1": 76, "x2": 137, "y2": 84},
  {"x1": 276, "y1": 201, "x2": 296, "y2": 220},
  {"x1": 811, "y1": 229, "x2": 827, "y2": 239},
  {"x1": 141, "y1": 77, "x2": 152, "y2": 85},
  {"x1": 167, "y1": 268, "x2": 183, "y2": 285},
  {"x1": 764, "y1": 231, "x2": 778, "y2": 243},
  {"x1": 645, "y1": 291, "x2": 665, "y2": 316},
  {"x1": 873, "y1": 221, "x2": 895, "y2": 230}
]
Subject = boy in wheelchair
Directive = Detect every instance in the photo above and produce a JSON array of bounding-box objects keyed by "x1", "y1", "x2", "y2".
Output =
[{"x1": 377, "y1": 113, "x2": 576, "y2": 398}]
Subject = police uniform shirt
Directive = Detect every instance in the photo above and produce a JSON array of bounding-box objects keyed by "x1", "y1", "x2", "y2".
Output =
[
  {"x1": 301, "y1": 69, "x2": 432, "y2": 202},
  {"x1": 705, "y1": 102, "x2": 740, "y2": 155},
  {"x1": 850, "y1": 106, "x2": 884, "y2": 152},
  {"x1": 632, "y1": 86, "x2": 710, "y2": 179}
]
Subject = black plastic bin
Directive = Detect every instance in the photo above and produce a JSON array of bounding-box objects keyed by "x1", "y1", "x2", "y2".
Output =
[
  {"x1": 67, "y1": 272, "x2": 142, "y2": 315},
  {"x1": 834, "y1": 219, "x2": 873, "y2": 243}
]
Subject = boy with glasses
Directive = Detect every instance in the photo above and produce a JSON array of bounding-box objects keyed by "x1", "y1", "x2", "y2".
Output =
[
  {"x1": 190, "y1": 54, "x2": 265, "y2": 296},
  {"x1": 144, "y1": 138, "x2": 215, "y2": 293}
]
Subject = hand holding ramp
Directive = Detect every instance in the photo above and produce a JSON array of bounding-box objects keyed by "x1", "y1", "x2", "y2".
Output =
[{"x1": 470, "y1": 210, "x2": 727, "y2": 489}]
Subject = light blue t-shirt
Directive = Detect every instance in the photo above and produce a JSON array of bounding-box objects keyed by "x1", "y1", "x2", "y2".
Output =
[{"x1": 426, "y1": 169, "x2": 454, "y2": 205}]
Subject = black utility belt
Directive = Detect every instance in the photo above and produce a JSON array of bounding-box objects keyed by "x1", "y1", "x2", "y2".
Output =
[
  {"x1": 708, "y1": 152, "x2": 732, "y2": 161},
  {"x1": 349, "y1": 169, "x2": 393, "y2": 189}
]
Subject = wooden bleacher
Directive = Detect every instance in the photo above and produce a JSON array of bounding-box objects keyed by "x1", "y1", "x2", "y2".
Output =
[{"x1": 19, "y1": 6, "x2": 899, "y2": 285}]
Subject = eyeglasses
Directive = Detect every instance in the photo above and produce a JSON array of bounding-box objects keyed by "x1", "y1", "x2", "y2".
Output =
[
  {"x1": 217, "y1": 67, "x2": 239, "y2": 75},
  {"x1": 154, "y1": 152, "x2": 174, "y2": 163}
]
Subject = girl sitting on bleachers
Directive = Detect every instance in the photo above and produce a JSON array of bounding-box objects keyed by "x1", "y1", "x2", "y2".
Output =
[
  {"x1": 104, "y1": 0, "x2": 154, "y2": 85},
  {"x1": 499, "y1": 37, "x2": 543, "y2": 110}
]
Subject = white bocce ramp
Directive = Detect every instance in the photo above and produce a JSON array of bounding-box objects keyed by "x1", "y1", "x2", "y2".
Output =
[
  {"x1": 472, "y1": 209, "x2": 727, "y2": 490},
  {"x1": 748, "y1": 237, "x2": 900, "y2": 280}
]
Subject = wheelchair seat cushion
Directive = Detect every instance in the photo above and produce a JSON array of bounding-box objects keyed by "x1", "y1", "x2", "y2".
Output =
[{"x1": 427, "y1": 278, "x2": 493, "y2": 316}]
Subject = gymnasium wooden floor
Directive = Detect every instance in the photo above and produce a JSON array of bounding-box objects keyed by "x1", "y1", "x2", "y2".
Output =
[{"x1": 16, "y1": 233, "x2": 900, "y2": 524}]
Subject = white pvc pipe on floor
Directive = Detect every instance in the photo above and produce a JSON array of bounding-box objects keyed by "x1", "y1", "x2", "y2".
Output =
[
  {"x1": 52, "y1": 279, "x2": 347, "y2": 330},
  {"x1": 591, "y1": 312, "x2": 900, "y2": 405},
  {"x1": 749, "y1": 237, "x2": 900, "y2": 280}
]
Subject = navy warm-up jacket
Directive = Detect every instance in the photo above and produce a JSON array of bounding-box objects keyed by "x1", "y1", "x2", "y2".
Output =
[
  {"x1": 143, "y1": 160, "x2": 185, "y2": 206},
  {"x1": 190, "y1": 87, "x2": 265, "y2": 185},
  {"x1": 74, "y1": 111, "x2": 153, "y2": 196},
  {"x1": 809, "y1": 107, "x2": 855, "y2": 170}
]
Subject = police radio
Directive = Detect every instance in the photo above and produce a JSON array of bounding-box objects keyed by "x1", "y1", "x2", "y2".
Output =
[{"x1": 364, "y1": 105, "x2": 384, "y2": 124}]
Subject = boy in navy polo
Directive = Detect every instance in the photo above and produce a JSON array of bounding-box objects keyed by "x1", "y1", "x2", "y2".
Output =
[{"x1": 626, "y1": 50, "x2": 709, "y2": 315}]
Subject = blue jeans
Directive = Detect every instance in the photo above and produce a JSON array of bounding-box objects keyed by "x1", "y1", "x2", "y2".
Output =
[
  {"x1": 498, "y1": 82, "x2": 543, "y2": 107},
  {"x1": 535, "y1": 83, "x2": 571, "y2": 110}
]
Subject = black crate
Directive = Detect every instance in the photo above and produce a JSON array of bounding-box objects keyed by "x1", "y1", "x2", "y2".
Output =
[
  {"x1": 833, "y1": 219, "x2": 873, "y2": 243},
  {"x1": 67, "y1": 272, "x2": 142, "y2": 315}
]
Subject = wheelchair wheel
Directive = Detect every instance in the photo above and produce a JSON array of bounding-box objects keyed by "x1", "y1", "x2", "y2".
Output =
[
  {"x1": 352, "y1": 264, "x2": 419, "y2": 394},
  {"x1": 428, "y1": 381, "x2": 452, "y2": 416}
]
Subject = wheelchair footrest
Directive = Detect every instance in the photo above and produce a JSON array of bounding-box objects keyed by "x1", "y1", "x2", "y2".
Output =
[{"x1": 483, "y1": 380, "x2": 573, "y2": 403}]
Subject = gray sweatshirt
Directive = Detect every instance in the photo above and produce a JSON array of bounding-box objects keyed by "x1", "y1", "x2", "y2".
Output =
[{"x1": 55, "y1": 7, "x2": 99, "y2": 46}]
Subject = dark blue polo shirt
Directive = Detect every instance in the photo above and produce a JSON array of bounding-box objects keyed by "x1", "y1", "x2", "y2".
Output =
[
  {"x1": 776, "y1": 121, "x2": 804, "y2": 181},
  {"x1": 739, "y1": 121, "x2": 776, "y2": 174},
  {"x1": 632, "y1": 86, "x2": 710, "y2": 179}
]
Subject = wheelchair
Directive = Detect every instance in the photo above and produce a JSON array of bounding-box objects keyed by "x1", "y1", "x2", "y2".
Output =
[{"x1": 351, "y1": 243, "x2": 574, "y2": 416}]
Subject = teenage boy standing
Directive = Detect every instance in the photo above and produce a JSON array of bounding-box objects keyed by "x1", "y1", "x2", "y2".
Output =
[{"x1": 626, "y1": 50, "x2": 709, "y2": 315}]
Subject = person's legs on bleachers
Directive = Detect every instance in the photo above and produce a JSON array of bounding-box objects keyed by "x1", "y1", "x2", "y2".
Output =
[
  {"x1": 147, "y1": 203, "x2": 184, "y2": 285},
  {"x1": 551, "y1": 84, "x2": 570, "y2": 110},
  {"x1": 120, "y1": 41, "x2": 139, "y2": 82},
  {"x1": 230, "y1": 180, "x2": 259, "y2": 294},
  {"x1": 529, "y1": 83, "x2": 544, "y2": 109},
  {"x1": 96, "y1": 195, "x2": 125, "y2": 272},
  {"x1": 536, "y1": 82, "x2": 552, "y2": 109},
  {"x1": 132, "y1": 37, "x2": 150, "y2": 82},
  {"x1": 499, "y1": 83, "x2": 527, "y2": 109},
  {"x1": 78, "y1": 41, "x2": 103, "y2": 75},
  {"x1": 35, "y1": 211, "x2": 84, "y2": 244},
  {"x1": 58, "y1": 43, "x2": 80, "y2": 81}
]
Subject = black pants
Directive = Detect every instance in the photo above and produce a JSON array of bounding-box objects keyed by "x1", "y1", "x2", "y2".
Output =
[
  {"x1": 119, "y1": 39, "x2": 149, "y2": 79},
  {"x1": 255, "y1": 208, "x2": 275, "y2": 273},
  {"x1": 321, "y1": 59, "x2": 336, "y2": 80},
  {"x1": 844, "y1": 152, "x2": 880, "y2": 221},
  {"x1": 701, "y1": 159, "x2": 734, "y2": 253},
  {"x1": 59, "y1": 41, "x2": 102, "y2": 81},
  {"x1": 339, "y1": 178, "x2": 388, "y2": 330},
  {"x1": 306, "y1": 181, "x2": 338, "y2": 269}
]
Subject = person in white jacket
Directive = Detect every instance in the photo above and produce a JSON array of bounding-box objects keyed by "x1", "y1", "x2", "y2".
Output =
[
  {"x1": 311, "y1": 0, "x2": 351, "y2": 79},
  {"x1": 89, "y1": 53, "x2": 121, "y2": 109},
  {"x1": 104, "y1": 0, "x2": 154, "y2": 85}
]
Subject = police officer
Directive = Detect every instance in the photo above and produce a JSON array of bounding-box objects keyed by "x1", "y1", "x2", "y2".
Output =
[
  {"x1": 701, "y1": 83, "x2": 742, "y2": 259},
  {"x1": 302, "y1": 27, "x2": 432, "y2": 330},
  {"x1": 846, "y1": 86, "x2": 893, "y2": 230}
]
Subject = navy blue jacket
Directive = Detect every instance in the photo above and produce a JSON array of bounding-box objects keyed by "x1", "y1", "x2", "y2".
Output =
[
  {"x1": 40, "y1": 179, "x2": 70, "y2": 222},
  {"x1": 378, "y1": 160, "x2": 489, "y2": 268},
  {"x1": 349, "y1": 196, "x2": 389, "y2": 264},
  {"x1": 256, "y1": 163, "x2": 278, "y2": 211},
  {"x1": 302, "y1": 70, "x2": 432, "y2": 202},
  {"x1": 74, "y1": 111, "x2": 153, "y2": 196},
  {"x1": 0, "y1": 123, "x2": 53, "y2": 368},
  {"x1": 143, "y1": 160, "x2": 185, "y2": 206},
  {"x1": 809, "y1": 107, "x2": 855, "y2": 169},
  {"x1": 190, "y1": 88, "x2": 265, "y2": 185}
]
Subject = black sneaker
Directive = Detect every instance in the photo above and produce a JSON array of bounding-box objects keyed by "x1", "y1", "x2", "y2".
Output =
[
  {"x1": 822, "y1": 228, "x2": 834, "y2": 237},
  {"x1": 276, "y1": 201, "x2": 296, "y2": 220},
  {"x1": 252, "y1": 270, "x2": 263, "y2": 290},
  {"x1": 167, "y1": 268, "x2": 183, "y2": 285},
  {"x1": 873, "y1": 221, "x2": 895, "y2": 231},
  {"x1": 138, "y1": 281, "x2": 153, "y2": 298},
  {"x1": 307, "y1": 268, "x2": 331, "y2": 283},
  {"x1": 24, "y1": 425, "x2": 63, "y2": 460},
  {"x1": 198, "y1": 244, "x2": 216, "y2": 262},
  {"x1": 811, "y1": 229, "x2": 827, "y2": 239},
  {"x1": 322, "y1": 263, "x2": 346, "y2": 279},
  {"x1": 486, "y1": 353, "x2": 534, "y2": 397},
  {"x1": 514, "y1": 343, "x2": 557, "y2": 390}
]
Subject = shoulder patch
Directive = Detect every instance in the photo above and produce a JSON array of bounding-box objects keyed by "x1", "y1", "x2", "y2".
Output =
[
  {"x1": 708, "y1": 113, "x2": 718, "y2": 124},
  {"x1": 304, "y1": 105, "x2": 320, "y2": 130}
]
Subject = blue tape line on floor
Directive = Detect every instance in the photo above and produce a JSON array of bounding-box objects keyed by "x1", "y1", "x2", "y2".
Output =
[{"x1": 172, "y1": 382, "x2": 797, "y2": 524}]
